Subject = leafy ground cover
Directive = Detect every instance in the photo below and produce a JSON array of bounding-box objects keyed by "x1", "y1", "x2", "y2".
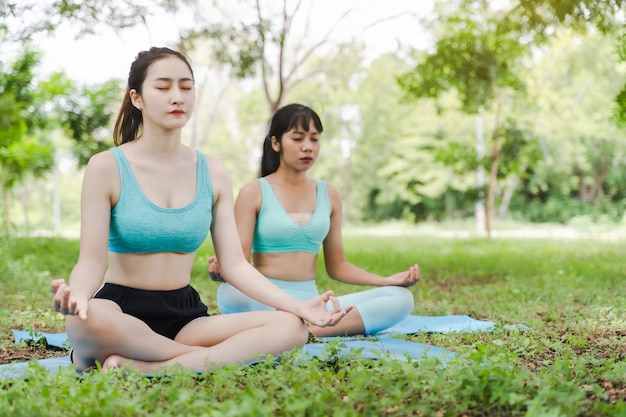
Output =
[{"x1": 0, "y1": 228, "x2": 624, "y2": 416}]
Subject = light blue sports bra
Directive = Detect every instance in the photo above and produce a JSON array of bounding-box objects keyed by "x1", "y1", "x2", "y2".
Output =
[
  {"x1": 108, "y1": 148, "x2": 213, "y2": 254},
  {"x1": 252, "y1": 178, "x2": 331, "y2": 254}
]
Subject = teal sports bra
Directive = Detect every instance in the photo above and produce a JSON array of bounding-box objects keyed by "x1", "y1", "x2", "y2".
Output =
[
  {"x1": 252, "y1": 178, "x2": 331, "y2": 254},
  {"x1": 108, "y1": 148, "x2": 213, "y2": 254}
]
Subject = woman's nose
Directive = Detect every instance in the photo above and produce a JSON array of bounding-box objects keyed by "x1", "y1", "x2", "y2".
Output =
[{"x1": 171, "y1": 87, "x2": 184, "y2": 104}]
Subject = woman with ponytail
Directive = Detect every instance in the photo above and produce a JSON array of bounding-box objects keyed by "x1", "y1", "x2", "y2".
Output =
[
  {"x1": 50, "y1": 50, "x2": 350, "y2": 374},
  {"x1": 210, "y1": 103, "x2": 420, "y2": 337}
]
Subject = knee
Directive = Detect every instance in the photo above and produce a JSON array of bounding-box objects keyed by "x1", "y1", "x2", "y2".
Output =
[
  {"x1": 66, "y1": 300, "x2": 119, "y2": 342},
  {"x1": 275, "y1": 311, "x2": 309, "y2": 346},
  {"x1": 387, "y1": 286, "x2": 415, "y2": 314}
]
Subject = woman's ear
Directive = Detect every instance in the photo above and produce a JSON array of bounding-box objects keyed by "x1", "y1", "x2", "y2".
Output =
[
  {"x1": 129, "y1": 89, "x2": 142, "y2": 111},
  {"x1": 270, "y1": 136, "x2": 280, "y2": 152}
]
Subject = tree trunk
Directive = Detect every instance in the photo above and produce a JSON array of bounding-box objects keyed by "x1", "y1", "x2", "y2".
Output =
[
  {"x1": 485, "y1": 97, "x2": 503, "y2": 238},
  {"x1": 497, "y1": 176, "x2": 519, "y2": 218},
  {"x1": 3, "y1": 190, "x2": 10, "y2": 230}
]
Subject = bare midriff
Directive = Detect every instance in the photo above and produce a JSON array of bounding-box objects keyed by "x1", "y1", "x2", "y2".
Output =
[
  {"x1": 252, "y1": 252, "x2": 318, "y2": 281},
  {"x1": 104, "y1": 251, "x2": 196, "y2": 290}
]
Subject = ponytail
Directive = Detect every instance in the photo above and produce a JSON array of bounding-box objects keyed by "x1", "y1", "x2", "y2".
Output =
[
  {"x1": 259, "y1": 135, "x2": 280, "y2": 177},
  {"x1": 113, "y1": 94, "x2": 143, "y2": 146}
]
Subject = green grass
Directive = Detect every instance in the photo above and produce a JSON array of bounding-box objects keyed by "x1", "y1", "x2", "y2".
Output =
[{"x1": 1, "y1": 229, "x2": 624, "y2": 416}]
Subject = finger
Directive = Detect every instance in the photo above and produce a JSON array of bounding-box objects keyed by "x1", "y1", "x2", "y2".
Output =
[
  {"x1": 52, "y1": 283, "x2": 67, "y2": 311},
  {"x1": 415, "y1": 264, "x2": 421, "y2": 281},
  {"x1": 328, "y1": 311, "x2": 347, "y2": 326},
  {"x1": 69, "y1": 299, "x2": 78, "y2": 315},
  {"x1": 319, "y1": 290, "x2": 335, "y2": 302},
  {"x1": 328, "y1": 296, "x2": 342, "y2": 313},
  {"x1": 49, "y1": 279, "x2": 65, "y2": 294},
  {"x1": 61, "y1": 287, "x2": 72, "y2": 311},
  {"x1": 78, "y1": 302, "x2": 88, "y2": 320}
]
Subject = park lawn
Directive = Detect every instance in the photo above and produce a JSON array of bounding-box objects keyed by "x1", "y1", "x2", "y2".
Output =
[{"x1": 0, "y1": 231, "x2": 624, "y2": 416}]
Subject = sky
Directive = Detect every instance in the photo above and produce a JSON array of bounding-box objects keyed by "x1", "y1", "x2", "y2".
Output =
[{"x1": 32, "y1": 0, "x2": 434, "y2": 84}]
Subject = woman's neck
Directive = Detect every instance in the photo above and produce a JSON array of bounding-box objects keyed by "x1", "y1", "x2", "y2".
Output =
[
  {"x1": 271, "y1": 168, "x2": 309, "y2": 186},
  {"x1": 134, "y1": 125, "x2": 184, "y2": 157}
]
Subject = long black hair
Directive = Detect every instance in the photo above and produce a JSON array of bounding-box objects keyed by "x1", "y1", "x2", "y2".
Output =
[
  {"x1": 113, "y1": 47, "x2": 194, "y2": 146},
  {"x1": 259, "y1": 103, "x2": 323, "y2": 177}
]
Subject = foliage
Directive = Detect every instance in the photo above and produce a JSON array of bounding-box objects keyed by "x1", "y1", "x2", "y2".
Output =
[
  {"x1": 398, "y1": 6, "x2": 527, "y2": 113},
  {"x1": 0, "y1": 0, "x2": 175, "y2": 41},
  {"x1": 180, "y1": 0, "x2": 359, "y2": 113},
  {"x1": 397, "y1": 0, "x2": 536, "y2": 237},
  {"x1": 1, "y1": 229, "x2": 625, "y2": 416},
  {"x1": 0, "y1": 45, "x2": 55, "y2": 192},
  {"x1": 3, "y1": 0, "x2": 626, "y2": 231},
  {"x1": 394, "y1": 1, "x2": 626, "y2": 227},
  {"x1": 501, "y1": 0, "x2": 626, "y2": 37},
  {"x1": 509, "y1": 30, "x2": 626, "y2": 222},
  {"x1": 52, "y1": 76, "x2": 123, "y2": 166}
]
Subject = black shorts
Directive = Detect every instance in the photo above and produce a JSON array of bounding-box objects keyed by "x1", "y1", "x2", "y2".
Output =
[{"x1": 94, "y1": 283, "x2": 210, "y2": 340}]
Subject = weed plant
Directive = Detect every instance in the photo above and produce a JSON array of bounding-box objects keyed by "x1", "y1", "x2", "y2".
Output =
[{"x1": 0, "y1": 231, "x2": 624, "y2": 416}]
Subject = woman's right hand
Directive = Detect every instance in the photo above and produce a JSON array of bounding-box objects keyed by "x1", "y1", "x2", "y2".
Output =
[
  {"x1": 50, "y1": 279, "x2": 89, "y2": 320},
  {"x1": 208, "y1": 256, "x2": 226, "y2": 282},
  {"x1": 297, "y1": 291, "x2": 353, "y2": 327}
]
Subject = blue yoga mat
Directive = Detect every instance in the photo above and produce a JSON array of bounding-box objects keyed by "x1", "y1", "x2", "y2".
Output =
[
  {"x1": 380, "y1": 314, "x2": 530, "y2": 335},
  {"x1": 12, "y1": 330, "x2": 71, "y2": 349},
  {"x1": 2, "y1": 327, "x2": 457, "y2": 379},
  {"x1": 0, "y1": 356, "x2": 72, "y2": 380},
  {"x1": 301, "y1": 336, "x2": 455, "y2": 364},
  {"x1": 11, "y1": 315, "x2": 528, "y2": 350},
  {"x1": 2, "y1": 314, "x2": 531, "y2": 378}
]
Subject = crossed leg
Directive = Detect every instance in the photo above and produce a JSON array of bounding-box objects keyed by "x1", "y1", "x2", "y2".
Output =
[{"x1": 67, "y1": 298, "x2": 308, "y2": 373}]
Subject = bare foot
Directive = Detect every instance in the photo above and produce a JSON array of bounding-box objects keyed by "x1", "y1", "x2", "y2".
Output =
[
  {"x1": 102, "y1": 354, "x2": 182, "y2": 374},
  {"x1": 102, "y1": 354, "x2": 134, "y2": 372}
]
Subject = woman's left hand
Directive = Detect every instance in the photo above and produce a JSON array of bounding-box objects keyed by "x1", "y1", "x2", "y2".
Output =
[
  {"x1": 297, "y1": 290, "x2": 353, "y2": 327},
  {"x1": 208, "y1": 256, "x2": 226, "y2": 282},
  {"x1": 385, "y1": 264, "x2": 421, "y2": 287}
]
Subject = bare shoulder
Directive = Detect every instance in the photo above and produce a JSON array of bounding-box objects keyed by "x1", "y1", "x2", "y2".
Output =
[
  {"x1": 83, "y1": 150, "x2": 119, "y2": 192},
  {"x1": 322, "y1": 180, "x2": 342, "y2": 201},
  {"x1": 203, "y1": 154, "x2": 230, "y2": 180},
  {"x1": 202, "y1": 153, "x2": 233, "y2": 199},
  {"x1": 86, "y1": 149, "x2": 117, "y2": 174},
  {"x1": 235, "y1": 179, "x2": 262, "y2": 210},
  {"x1": 237, "y1": 179, "x2": 262, "y2": 199}
]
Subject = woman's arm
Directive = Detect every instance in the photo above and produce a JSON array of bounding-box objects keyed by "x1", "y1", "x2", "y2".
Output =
[
  {"x1": 207, "y1": 155, "x2": 350, "y2": 326},
  {"x1": 233, "y1": 180, "x2": 262, "y2": 262},
  {"x1": 51, "y1": 151, "x2": 116, "y2": 319},
  {"x1": 322, "y1": 182, "x2": 420, "y2": 287},
  {"x1": 208, "y1": 181, "x2": 259, "y2": 281}
]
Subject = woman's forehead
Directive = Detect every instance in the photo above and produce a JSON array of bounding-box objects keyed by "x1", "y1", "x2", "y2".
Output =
[{"x1": 147, "y1": 56, "x2": 193, "y2": 81}]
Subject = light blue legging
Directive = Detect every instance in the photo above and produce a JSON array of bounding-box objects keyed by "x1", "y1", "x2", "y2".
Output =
[{"x1": 217, "y1": 278, "x2": 415, "y2": 335}]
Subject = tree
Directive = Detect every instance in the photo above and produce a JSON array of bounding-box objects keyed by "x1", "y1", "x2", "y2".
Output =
[
  {"x1": 50, "y1": 76, "x2": 123, "y2": 167},
  {"x1": 398, "y1": 0, "x2": 529, "y2": 237},
  {"x1": 179, "y1": 0, "x2": 358, "y2": 116},
  {"x1": 0, "y1": 0, "x2": 170, "y2": 42},
  {"x1": 509, "y1": 29, "x2": 626, "y2": 222},
  {"x1": 397, "y1": 0, "x2": 626, "y2": 233},
  {"x1": 0, "y1": 45, "x2": 55, "y2": 227}
]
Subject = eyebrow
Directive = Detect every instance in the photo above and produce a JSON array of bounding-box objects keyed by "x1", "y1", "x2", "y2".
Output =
[{"x1": 151, "y1": 77, "x2": 194, "y2": 83}]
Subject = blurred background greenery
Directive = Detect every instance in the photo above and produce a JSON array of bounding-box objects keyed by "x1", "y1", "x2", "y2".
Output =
[{"x1": 2, "y1": 0, "x2": 626, "y2": 238}]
